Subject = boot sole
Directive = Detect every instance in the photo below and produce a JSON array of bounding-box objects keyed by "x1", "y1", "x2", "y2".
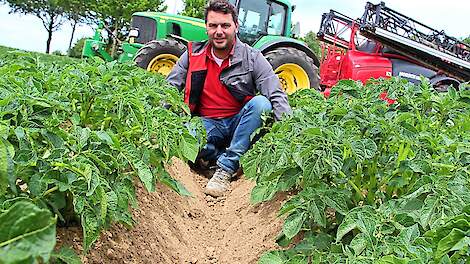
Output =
[{"x1": 204, "y1": 187, "x2": 227, "y2": 197}]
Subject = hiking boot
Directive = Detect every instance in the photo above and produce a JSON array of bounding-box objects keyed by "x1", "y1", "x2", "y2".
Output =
[
  {"x1": 188, "y1": 158, "x2": 209, "y2": 171},
  {"x1": 189, "y1": 159, "x2": 216, "y2": 178},
  {"x1": 204, "y1": 167, "x2": 233, "y2": 197}
]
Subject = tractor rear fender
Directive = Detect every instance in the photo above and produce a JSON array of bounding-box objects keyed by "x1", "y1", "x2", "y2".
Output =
[
  {"x1": 430, "y1": 75, "x2": 461, "y2": 90},
  {"x1": 256, "y1": 38, "x2": 320, "y2": 67}
]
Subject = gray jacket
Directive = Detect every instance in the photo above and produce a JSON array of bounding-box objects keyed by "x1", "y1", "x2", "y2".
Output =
[{"x1": 166, "y1": 38, "x2": 292, "y2": 120}]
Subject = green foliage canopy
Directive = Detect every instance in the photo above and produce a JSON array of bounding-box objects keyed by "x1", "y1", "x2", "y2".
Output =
[
  {"x1": 62, "y1": 0, "x2": 96, "y2": 53},
  {"x1": 243, "y1": 79, "x2": 470, "y2": 262},
  {"x1": 180, "y1": 0, "x2": 207, "y2": 19},
  {"x1": 0, "y1": 47, "x2": 204, "y2": 257},
  {"x1": 68, "y1": 37, "x2": 87, "y2": 58},
  {"x1": 464, "y1": 36, "x2": 470, "y2": 45},
  {"x1": 301, "y1": 30, "x2": 321, "y2": 59}
]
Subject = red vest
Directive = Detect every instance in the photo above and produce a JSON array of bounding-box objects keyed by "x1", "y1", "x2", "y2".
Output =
[
  {"x1": 184, "y1": 42, "x2": 254, "y2": 117},
  {"x1": 184, "y1": 42, "x2": 208, "y2": 114}
]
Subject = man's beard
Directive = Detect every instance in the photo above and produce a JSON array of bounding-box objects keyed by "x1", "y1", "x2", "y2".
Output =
[{"x1": 212, "y1": 36, "x2": 234, "y2": 51}]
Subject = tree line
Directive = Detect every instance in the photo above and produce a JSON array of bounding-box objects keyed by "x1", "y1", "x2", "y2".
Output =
[{"x1": 1, "y1": 0, "x2": 167, "y2": 54}]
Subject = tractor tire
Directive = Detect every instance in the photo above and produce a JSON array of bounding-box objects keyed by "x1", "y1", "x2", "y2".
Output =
[
  {"x1": 264, "y1": 47, "x2": 320, "y2": 94},
  {"x1": 134, "y1": 39, "x2": 186, "y2": 76}
]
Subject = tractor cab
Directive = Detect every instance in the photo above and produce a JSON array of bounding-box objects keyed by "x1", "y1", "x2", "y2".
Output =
[
  {"x1": 229, "y1": 0, "x2": 293, "y2": 45},
  {"x1": 225, "y1": 0, "x2": 320, "y2": 93}
]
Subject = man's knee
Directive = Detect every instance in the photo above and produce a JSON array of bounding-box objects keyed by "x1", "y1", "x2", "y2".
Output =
[{"x1": 247, "y1": 95, "x2": 272, "y2": 114}]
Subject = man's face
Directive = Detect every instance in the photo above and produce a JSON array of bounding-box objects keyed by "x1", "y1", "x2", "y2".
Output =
[{"x1": 206, "y1": 11, "x2": 238, "y2": 52}]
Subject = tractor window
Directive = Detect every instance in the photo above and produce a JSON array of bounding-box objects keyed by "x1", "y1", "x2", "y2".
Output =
[
  {"x1": 354, "y1": 32, "x2": 373, "y2": 51},
  {"x1": 267, "y1": 2, "x2": 286, "y2": 35},
  {"x1": 357, "y1": 39, "x2": 378, "y2": 53},
  {"x1": 169, "y1": 23, "x2": 181, "y2": 36},
  {"x1": 131, "y1": 16, "x2": 157, "y2": 44},
  {"x1": 237, "y1": 0, "x2": 269, "y2": 45}
]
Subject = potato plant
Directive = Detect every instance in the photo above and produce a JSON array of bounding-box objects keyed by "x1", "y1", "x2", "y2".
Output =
[
  {"x1": 244, "y1": 79, "x2": 470, "y2": 263},
  {"x1": 0, "y1": 48, "x2": 204, "y2": 263}
]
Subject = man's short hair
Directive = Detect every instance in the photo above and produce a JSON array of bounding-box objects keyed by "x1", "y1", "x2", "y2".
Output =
[{"x1": 204, "y1": 0, "x2": 238, "y2": 24}]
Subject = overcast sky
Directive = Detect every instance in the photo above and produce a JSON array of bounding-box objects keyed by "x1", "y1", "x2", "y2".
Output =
[{"x1": 0, "y1": 0, "x2": 468, "y2": 54}]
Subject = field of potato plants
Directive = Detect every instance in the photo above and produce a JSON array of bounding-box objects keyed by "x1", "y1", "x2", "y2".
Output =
[
  {"x1": 244, "y1": 80, "x2": 470, "y2": 263},
  {"x1": 0, "y1": 45, "x2": 469, "y2": 264},
  {"x1": 0, "y1": 46, "x2": 205, "y2": 263}
]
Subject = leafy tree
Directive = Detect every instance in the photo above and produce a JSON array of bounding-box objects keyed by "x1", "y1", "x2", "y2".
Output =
[
  {"x1": 68, "y1": 37, "x2": 87, "y2": 58},
  {"x1": 181, "y1": 0, "x2": 207, "y2": 19},
  {"x1": 92, "y1": 0, "x2": 167, "y2": 57},
  {"x1": 301, "y1": 30, "x2": 322, "y2": 59},
  {"x1": 52, "y1": 50, "x2": 64, "y2": 56},
  {"x1": 464, "y1": 36, "x2": 470, "y2": 45},
  {"x1": 63, "y1": 0, "x2": 96, "y2": 54},
  {"x1": 2, "y1": 0, "x2": 67, "y2": 53}
]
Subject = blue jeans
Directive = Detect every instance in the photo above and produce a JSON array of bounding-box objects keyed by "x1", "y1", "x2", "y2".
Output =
[{"x1": 198, "y1": 96, "x2": 272, "y2": 173}]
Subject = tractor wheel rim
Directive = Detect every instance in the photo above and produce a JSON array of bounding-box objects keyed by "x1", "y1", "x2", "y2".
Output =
[
  {"x1": 274, "y1": 63, "x2": 310, "y2": 94},
  {"x1": 147, "y1": 54, "x2": 179, "y2": 76}
]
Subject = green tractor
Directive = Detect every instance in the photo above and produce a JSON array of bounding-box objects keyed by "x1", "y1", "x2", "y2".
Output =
[{"x1": 82, "y1": 0, "x2": 320, "y2": 93}]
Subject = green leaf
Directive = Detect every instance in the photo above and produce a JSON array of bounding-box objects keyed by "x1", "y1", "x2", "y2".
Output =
[
  {"x1": 27, "y1": 97, "x2": 52, "y2": 108},
  {"x1": 350, "y1": 139, "x2": 377, "y2": 161},
  {"x1": 0, "y1": 138, "x2": 15, "y2": 195},
  {"x1": 240, "y1": 153, "x2": 260, "y2": 180},
  {"x1": 398, "y1": 224, "x2": 420, "y2": 244},
  {"x1": 323, "y1": 190, "x2": 349, "y2": 215},
  {"x1": 312, "y1": 233, "x2": 334, "y2": 251},
  {"x1": 419, "y1": 194, "x2": 439, "y2": 229},
  {"x1": 134, "y1": 161, "x2": 155, "y2": 192},
  {"x1": 435, "y1": 228, "x2": 468, "y2": 260},
  {"x1": 95, "y1": 131, "x2": 114, "y2": 147},
  {"x1": 277, "y1": 167, "x2": 301, "y2": 191},
  {"x1": 309, "y1": 197, "x2": 326, "y2": 227},
  {"x1": 82, "y1": 209, "x2": 100, "y2": 252},
  {"x1": 283, "y1": 212, "x2": 305, "y2": 239},
  {"x1": 275, "y1": 233, "x2": 292, "y2": 247},
  {"x1": 83, "y1": 152, "x2": 111, "y2": 171},
  {"x1": 85, "y1": 169, "x2": 100, "y2": 197},
  {"x1": 450, "y1": 236, "x2": 470, "y2": 252},
  {"x1": 336, "y1": 206, "x2": 376, "y2": 242},
  {"x1": 349, "y1": 232, "x2": 367, "y2": 255},
  {"x1": 278, "y1": 197, "x2": 300, "y2": 217},
  {"x1": 77, "y1": 127, "x2": 90, "y2": 150},
  {"x1": 0, "y1": 201, "x2": 56, "y2": 264},
  {"x1": 51, "y1": 247, "x2": 81, "y2": 264},
  {"x1": 258, "y1": 251, "x2": 287, "y2": 264},
  {"x1": 302, "y1": 127, "x2": 322, "y2": 137},
  {"x1": 158, "y1": 169, "x2": 191, "y2": 196},
  {"x1": 250, "y1": 180, "x2": 278, "y2": 204},
  {"x1": 180, "y1": 133, "x2": 198, "y2": 162},
  {"x1": 377, "y1": 255, "x2": 410, "y2": 264},
  {"x1": 295, "y1": 232, "x2": 334, "y2": 252},
  {"x1": 96, "y1": 186, "x2": 108, "y2": 224}
]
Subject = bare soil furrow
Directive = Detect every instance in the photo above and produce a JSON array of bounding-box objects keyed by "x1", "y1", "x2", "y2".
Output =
[{"x1": 57, "y1": 159, "x2": 286, "y2": 264}]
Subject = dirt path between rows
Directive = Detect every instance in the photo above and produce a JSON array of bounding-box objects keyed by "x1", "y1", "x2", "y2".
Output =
[{"x1": 57, "y1": 159, "x2": 287, "y2": 264}]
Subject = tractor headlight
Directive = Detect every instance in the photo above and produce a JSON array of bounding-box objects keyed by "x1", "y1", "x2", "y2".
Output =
[{"x1": 129, "y1": 29, "x2": 139, "y2": 38}]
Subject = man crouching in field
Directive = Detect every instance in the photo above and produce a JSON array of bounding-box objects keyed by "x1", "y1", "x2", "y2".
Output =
[{"x1": 167, "y1": 0, "x2": 291, "y2": 197}]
